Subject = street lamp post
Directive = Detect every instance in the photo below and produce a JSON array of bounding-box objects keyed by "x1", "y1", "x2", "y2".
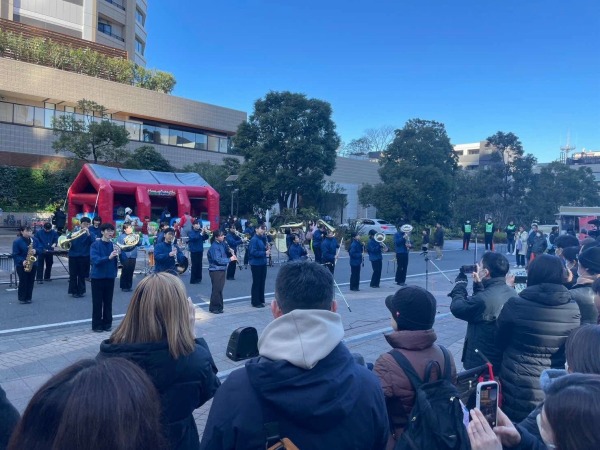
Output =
[{"x1": 225, "y1": 175, "x2": 239, "y2": 216}]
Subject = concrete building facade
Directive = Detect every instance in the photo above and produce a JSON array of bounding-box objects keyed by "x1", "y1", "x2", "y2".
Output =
[
  {"x1": 453, "y1": 141, "x2": 498, "y2": 170},
  {"x1": 0, "y1": 0, "x2": 147, "y2": 65}
]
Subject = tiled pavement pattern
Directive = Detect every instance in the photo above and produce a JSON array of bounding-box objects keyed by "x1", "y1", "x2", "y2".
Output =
[{"x1": 0, "y1": 269, "x2": 467, "y2": 436}]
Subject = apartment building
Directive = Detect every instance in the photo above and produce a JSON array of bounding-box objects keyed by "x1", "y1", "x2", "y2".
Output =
[
  {"x1": 453, "y1": 141, "x2": 499, "y2": 170},
  {"x1": 0, "y1": 0, "x2": 147, "y2": 65}
]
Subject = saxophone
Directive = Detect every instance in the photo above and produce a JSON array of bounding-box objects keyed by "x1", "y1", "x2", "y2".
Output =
[{"x1": 24, "y1": 240, "x2": 37, "y2": 273}]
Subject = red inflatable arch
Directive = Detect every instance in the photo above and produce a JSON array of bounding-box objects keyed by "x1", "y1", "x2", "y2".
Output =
[{"x1": 67, "y1": 164, "x2": 220, "y2": 230}]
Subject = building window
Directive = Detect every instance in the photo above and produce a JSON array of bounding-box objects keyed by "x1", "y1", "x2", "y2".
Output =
[
  {"x1": 468, "y1": 149, "x2": 480, "y2": 155},
  {"x1": 104, "y1": 0, "x2": 125, "y2": 11},
  {"x1": 135, "y1": 8, "x2": 145, "y2": 26},
  {"x1": 454, "y1": 150, "x2": 463, "y2": 156},
  {"x1": 135, "y1": 37, "x2": 145, "y2": 55},
  {"x1": 98, "y1": 19, "x2": 125, "y2": 42}
]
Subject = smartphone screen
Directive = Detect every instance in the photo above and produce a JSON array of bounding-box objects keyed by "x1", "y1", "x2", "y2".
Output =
[{"x1": 476, "y1": 382, "x2": 498, "y2": 427}]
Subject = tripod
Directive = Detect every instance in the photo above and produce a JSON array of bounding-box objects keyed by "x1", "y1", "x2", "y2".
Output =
[{"x1": 421, "y1": 250, "x2": 453, "y2": 291}]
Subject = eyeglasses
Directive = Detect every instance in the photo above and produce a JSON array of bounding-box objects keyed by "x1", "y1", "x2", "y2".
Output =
[{"x1": 536, "y1": 413, "x2": 557, "y2": 449}]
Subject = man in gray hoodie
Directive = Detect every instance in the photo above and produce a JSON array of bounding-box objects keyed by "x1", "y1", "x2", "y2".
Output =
[{"x1": 200, "y1": 261, "x2": 389, "y2": 450}]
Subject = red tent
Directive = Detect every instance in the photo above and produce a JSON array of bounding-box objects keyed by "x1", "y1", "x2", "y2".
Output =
[{"x1": 67, "y1": 164, "x2": 220, "y2": 230}]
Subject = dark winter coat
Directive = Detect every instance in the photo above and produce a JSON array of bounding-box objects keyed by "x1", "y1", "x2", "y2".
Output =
[
  {"x1": 199, "y1": 343, "x2": 388, "y2": 450},
  {"x1": 0, "y1": 385, "x2": 19, "y2": 450},
  {"x1": 321, "y1": 237, "x2": 339, "y2": 263},
  {"x1": 97, "y1": 338, "x2": 220, "y2": 450},
  {"x1": 496, "y1": 283, "x2": 581, "y2": 421},
  {"x1": 531, "y1": 233, "x2": 548, "y2": 254},
  {"x1": 287, "y1": 242, "x2": 307, "y2": 261},
  {"x1": 248, "y1": 235, "x2": 267, "y2": 266},
  {"x1": 373, "y1": 329, "x2": 457, "y2": 450},
  {"x1": 367, "y1": 238, "x2": 383, "y2": 261},
  {"x1": 433, "y1": 227, "x2": 444, "y2": 246},
  {"x1": 449, "y1": 277, "x2": 515, "y2": 373},
  {"x1": 569, "y1": 283, "x2": 599, "y2": 325}
]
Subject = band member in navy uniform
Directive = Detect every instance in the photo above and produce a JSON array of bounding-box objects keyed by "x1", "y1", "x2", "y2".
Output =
[
  {"x1": 207, "y1": 230, "x2": 237, "y2": 314},
  {"x1": 288, "y1": 234, "x2": 308, "y2": 261},
  {"x1": 90, "y1": 223, "x2": 125, "y2": 332},
  {"x1": 188, "y1": 220, "x2": 209, "y2": 284},
  {"x1": 248, "y1": 225, "x2": 270, "y2": 308},
  {"x1": 312, "y1": 223, "x2": 325, "y2": 263},
  {"x1": 367, "y1": 230, "x2": 384, "y2": 288},
  {"x1": 225, "y1": 228, "x2": 242, "y2": 280},
  {"x1": 117, "y1": 222, "x2": 138, "y2": 292},
  {"x1": 243, "y1": 221, "x2": 255, "y2": 267},
  {"x1": 34, "y1": 222, "x2": 58, "y2": 283},
  {"x1": 13, "y1": 226, "x2": 37, "y2": 304},
  {"x1": 68, "y1": 217, "x2": 94, "y2": 298},
  {"x1": 321, "y1": 229, "x2": 339, "y2": 275},
  {"x1": 394, "y1": 224, "x2": 412, "y2": 286},
  {"x1": 154, "y1": 228, "x2": 184, "y2": 274},
  {"x1": 348, "y1": 232, "x2": 364, "y2": 291}
]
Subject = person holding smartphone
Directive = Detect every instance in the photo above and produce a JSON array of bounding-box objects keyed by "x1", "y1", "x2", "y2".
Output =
[{"x1": 449, "y1": 252, "x2": 514, "y2": 375}]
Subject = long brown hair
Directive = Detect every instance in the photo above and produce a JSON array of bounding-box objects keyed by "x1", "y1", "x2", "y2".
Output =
[{"x1": 110, "y1": 272, "x2": 195, "y2": 358}]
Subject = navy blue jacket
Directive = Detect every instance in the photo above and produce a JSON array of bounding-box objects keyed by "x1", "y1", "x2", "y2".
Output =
[
  {"x1": 89, "y1": 226, "x2": 102, "y2": 240},
  {"x1": 225, "y1": 233, "x2": 242, "y2": 252},
  {"x1": 199, "y1": 343, "x2": 389, "y2": 450},
  {"x1": 367, "y1": 238, "x2": 383, "y2": 261},
  {"x1": 98, "y1": 338, "x2": 220, "y2": 450},
  {"x1": 348, "y1": 239, "x2": 363, "y2": 267},
  {"x1": 394, "y1": 232, "x2": 408, "y2": 254},
  {"x1": 68, "y1": 231, "x2": 94, "y2": 257},
  {"x1": 187, "y1": 229, "x2": 207, "y2": 253},
  {"x1": 243, "y1": 225, "x2": 255, "y2": 237},
  {"x1": 12, "y1": 237, "x2": 37, "y2": 268},
  {"x1": 321, "y1": 237, "x2": 339, "y2": 263},
  {"x1": 248, "y1": 235, "x2": 267, "y2": 266},
  {"x1": 90, "y1": 240, "x2": 126, "y2": 279},
  {"x1": 34, "y1": 229, "x2": 58, "y2": 254},
  {"x1": 154, "y1": 241, "x2": 183, "y2": 273},
  {"x1": 312, "y1": 229, "x2": 323, "y2": 249},
  {"x1": 287, "y1": 243, "x2": 307, "y2": 261},
  {"x1": 208, "y1": 241, "x2": 230, "y2": 272}
]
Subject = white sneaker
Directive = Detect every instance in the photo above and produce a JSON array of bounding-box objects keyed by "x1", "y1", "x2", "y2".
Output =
[
  {"x1": 506, "y1": 252, "x2": 511, "y2": 255},
  {"x1": 514, "y1": 264, "x2": 519, "y2": 268}
]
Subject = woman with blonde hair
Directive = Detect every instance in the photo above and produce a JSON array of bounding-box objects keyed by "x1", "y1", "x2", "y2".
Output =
[{"x1": 97, "y1": 272, "x2": 220, "y2": 450}]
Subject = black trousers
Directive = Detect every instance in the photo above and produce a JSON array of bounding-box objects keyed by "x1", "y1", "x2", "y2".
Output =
[
  {"x1": 507, "y1": 238, "x2": 515, "y2": 254},
  {"x1": 314, "y1": 247, "x2": 322, "y2": 264},
  {"x1": 484, "y1": 234, "x2": 494, "y2": 251},
  {"x1": 370, "y1": 260, "x2": 382, "y2": 287},
  {"x1": 190, "y1": 251, "x2": 203, "y2": 283},
  {"x1": 16, "y1": 265, "x2": 35, "y2": 302},
  {"x1": 395, "y1": 253, "x2": 409, "y2": 284},
  {"x1": 209, "y1": 270, "x2": 226, "y2": 312},
  {"x1": 250, "y1": 264, "x2": 267, "y2": 306},
  {"x1": 463, "y1": 233, "x2": 471, "y2": 250},
  {"x1": 36, "y1": 252, "x2": 53, "y2": 281},
  {"x1": 226, "y1": 260, "x2": 237, "y2": 280},
  {"x1": 68, "y1": 256, "x2": 88, "y2": 296},
  {"x1": 91, "y1": 278, "x2": 115, "y2": 330},
  {"x1": 350, "y1": 264, "x2": 361, "y2": 290},
  {"x1": 119, "y1": 258, "x2": 136, "y2": 290}
]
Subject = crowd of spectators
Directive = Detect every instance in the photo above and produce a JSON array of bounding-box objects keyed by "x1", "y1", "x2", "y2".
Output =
[{"x1": 2, "y1": 243, "x2": 600, "y2": 449}]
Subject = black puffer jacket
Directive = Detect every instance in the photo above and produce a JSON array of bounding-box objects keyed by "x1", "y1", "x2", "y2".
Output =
[
  {"x1": 569, "y1": 283, "x2": 599, "y2": 325},
  {"x1": 98, "y1": 338, "x2": 220, "y2": 450},
  {"x1": 496, "y1": 283, "x2": 580, "y2": 422},
  {"x1": 449, "y1": 277, "x2": 515, "y2": 373}
]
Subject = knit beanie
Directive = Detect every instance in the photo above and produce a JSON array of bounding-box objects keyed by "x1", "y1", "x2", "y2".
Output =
[
  {"x1": 385, "y1": 286, "x2": 436, "y2": 331},
  {"x1": 578, "y1": 247, "x2": 600, "y2": 274}
]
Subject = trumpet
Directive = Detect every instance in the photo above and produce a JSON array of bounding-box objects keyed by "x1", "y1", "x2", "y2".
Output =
[
  {"x1": 231, "y1": 228, "x2": 249, "y2": 243},
  {"x1": 201, "y1": 225, "x2": 213, "y2": 239},
  {"x1": 374, "y1": 232, "x2": 389, "y2": 252}
]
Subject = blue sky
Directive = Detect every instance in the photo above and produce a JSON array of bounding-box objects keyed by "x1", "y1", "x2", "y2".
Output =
[{"x1": 145, "y1": 0, "x2": 599, "y2": 163}]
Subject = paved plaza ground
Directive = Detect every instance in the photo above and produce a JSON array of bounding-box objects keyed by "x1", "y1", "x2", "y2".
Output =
[{"x1": 0, "y1": 235, "x2": 478, "y2": 434}]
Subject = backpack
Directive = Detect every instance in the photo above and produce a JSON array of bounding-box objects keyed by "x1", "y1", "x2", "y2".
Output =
[{"x1": 389, "y1": 346, "x2": 470, "y2": 450}]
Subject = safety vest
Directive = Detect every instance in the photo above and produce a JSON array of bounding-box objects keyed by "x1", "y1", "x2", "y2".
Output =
[
  {"x1": 464, "y1": 224, "x2": 471, "y2": 233},
  {"x1": 506, "y1": 224, "x2": 515, "y2": 233},
  {"x1": 486, "y1": 223, "x2": 494, "y2": 233}
]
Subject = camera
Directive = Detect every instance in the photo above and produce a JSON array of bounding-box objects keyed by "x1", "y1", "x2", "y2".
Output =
[
  {"x1": 514, "y1": 275, "x2": 527, "y2": 284},
  {"x1": 460, "y1": 264, "x2": 478, "y2": 274}
]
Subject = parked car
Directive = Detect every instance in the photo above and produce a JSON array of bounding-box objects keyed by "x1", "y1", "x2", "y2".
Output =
[{"x1": 355, "y1": 218, "x2": 397, "y2": 236}]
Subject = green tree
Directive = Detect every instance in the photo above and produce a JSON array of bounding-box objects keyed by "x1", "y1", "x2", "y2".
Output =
[
  {"x1": 484, "y1": 131, "x2": 524, "y2": 201},
  {"x1": 233, "y1": 91, "x2": 340, "y2": 212},
  {"x1": 123, "y1": 146, "x2": 174, "y2": 172},
  {"x1": 359, "y1": 119, "x2": 458, "y2": 224},
  {"x1": 525, "y1": 162, "x2": 600, "y2": 223},
  {"x1": 52, "y1": 99, "x2": 130, "y2": 163}
]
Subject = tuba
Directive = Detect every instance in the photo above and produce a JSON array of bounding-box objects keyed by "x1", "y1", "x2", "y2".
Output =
[{"x1": 57, "y1": 228, "x2": 87, "y2": 250}]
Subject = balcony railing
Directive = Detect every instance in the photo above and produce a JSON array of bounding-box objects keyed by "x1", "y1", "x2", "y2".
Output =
[
  {"x1": 104, "y1": 0, "x2": 126, "y2": 11},
  {"x1": 0, "y1": 101, "x2": 230, "y2": 153},
  {"x1": 97, "y1": 24, "x2": 125, "y2": 42}
]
